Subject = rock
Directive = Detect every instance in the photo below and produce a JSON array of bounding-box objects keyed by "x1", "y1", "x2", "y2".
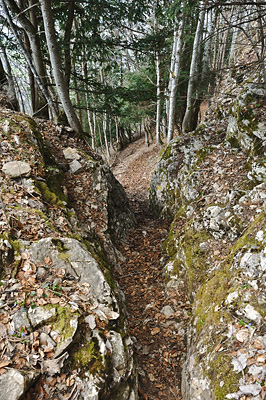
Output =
[
  {"x1": 0, "y1": 369, "x2": 38, "y2": 400},
  {"x1": 63, "y1": 147, "x2": 81, "y2": 160},
  {"x1": 226, "y1": 86, "x2": 266, "y2": 156},
  {"x1": 239, "y1": 383, "x2": 262, "y2": 396},
  {"x1": 28, "y1": 238, "x2": 115, "y2": 307},
  {"x1": 54, "y1": 314, "x2": 78, "y2": 357},
  {"x1": 248, "y1": 162, "x2": 266, "y2": 182},
  {"x1": 203, "y1": 206, "x2": 228, "y2": 238},
  {"x1": 2, "y1": 161, "x2": 31, "y2": 178},
  {"x1": 39, "y1": 332, "x2": 56, "y2": 350},
  {"x1": 161, "y1": 305, "x2": 175, "y2": 317},
  {"x1": 109, "y1": 331, "x2": 127, "y2": 377},
  {"x1": 11, "y1": 309, "x2": 31, "y2": 331},
  {"x1": 149, "y1": 134, "x2": 207, "y2": 218},
  {"x1": 28, "y1": 306, "x2": 56, "y2": 327},
  {"x1": 70, "y1": 159, "x2": 82, "y2": 173},
  {"x1": 85, "y1": 314, "x2": 96, "y2": 330},
  {"x1": 243, "y1": 304, "x2": 262, "y2": 323}
]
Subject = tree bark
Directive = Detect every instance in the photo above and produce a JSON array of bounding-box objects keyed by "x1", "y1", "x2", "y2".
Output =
[
  {"x1": 182, "y1": 3, "x2": 206, "y2": 133},
  {"x1": 0, "y1": 0, "x2": 58, "y2": 117},
  {"x1": 0, "y1": 47, "x2": 19, "y2": 110},
  {"x1": 167, "y1": 16, "x2": 185, "y2": 144},
  {"x1": 39, "y1": 0, "x2": 83, "y2": 134},
  {"x1": 6, "y1": 0, "x2": 49, "y2": 117},
  {"x1": 156, "y1": 51, "x2": 162, "y2": 145},
  {"x1": 64, "y1": 1, "x2": 75, "y2": 92}
]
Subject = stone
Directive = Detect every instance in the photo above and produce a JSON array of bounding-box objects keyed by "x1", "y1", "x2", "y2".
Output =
[
  {"x1": 85, "y1": 314, "x2": 96, "y2": 330},
  {"x1": 11, "y1": 309, "x2": 31, "y2": 331},
  {"x1": 28, "y1": 306, "x2": 56, "y2": 327},
  {"x1": 28, "y1": 238, "x2": 116, "y2": 307},
  {"x1": 0, "y1": 369, "x2": 38, "y2": 400},
  {"x1": 239, "y1": 383, "x2": 261, "y2": 396},
  {"x1": 2, "y1": 161, "x2": 31, "y2": 178},
  {"x1": 54, "y1": 314, "x2": 78, "y2": 357},
  {"x1": 70, "y1": 159, "x2": 82, "y2": 173},
  {"x1": 63, "y1": 147, "x2": 81, "y2": 160},
  {"x1": 39, "y1": 332, "x2": 56, "y2": 350},
  {"x1": 243, "y1": 304, "x2": 262, "y2": 323},
  {"x1": 161, "y1": 305, "x2": 175, "y2": 317},
  {"x1": 109, "y1": 331, "x2": 126, "y2": 377}
]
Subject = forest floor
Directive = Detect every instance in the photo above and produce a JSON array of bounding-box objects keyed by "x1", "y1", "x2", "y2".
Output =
[{"x1": 112, "y1": 136, "x2": 189, "y2": 400}]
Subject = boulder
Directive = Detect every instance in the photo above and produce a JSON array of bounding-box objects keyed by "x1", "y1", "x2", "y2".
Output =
[
  {"x1": 0, "y1": 369, "x2": 38, "y2": 400},
  {"x1": 2, "y1": 161, "x2": 31, "y2": 178}
]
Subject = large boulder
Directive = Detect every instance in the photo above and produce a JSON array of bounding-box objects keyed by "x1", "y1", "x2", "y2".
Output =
[
  {"x1": 150, "y1": 79, "x2": 266, "y2": 399},
  {"x1": 0, "y1": 110, "x2": 137, "y2": 400}
]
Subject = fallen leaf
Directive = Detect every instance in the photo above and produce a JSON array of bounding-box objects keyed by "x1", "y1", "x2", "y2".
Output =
[
  {"x1": 0, "y1": 361, "x2": 10, "y2": 368},
  {"x1": 151, "y1": 327, "x2": 160, "y2": 335}
]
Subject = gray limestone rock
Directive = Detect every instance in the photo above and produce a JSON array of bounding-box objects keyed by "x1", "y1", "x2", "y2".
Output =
[
  {"x1": 28, "y1": 306, "x2": 56, "y2": 327},
  {"x1": 27, "y1": 238, "x2": 115, "y2": 307},
  {"x1": 0, "y1": 369, "x2": 38, "y2": 400},
  {"x1": 11, "y1": 309, "x2": 31, "y2": 331},
  {"x1": 63, "y1": 147, "x2": 81, "y2": 160},
  {"x1": 2, "y1": 161, "x2": 31, "y2": 178},
  {"x1": 70, "y1": 159, "x2": 82, "y2": 173},
  {"x1": 161, "y1": 305, "x2": 175, "y2": 317}
]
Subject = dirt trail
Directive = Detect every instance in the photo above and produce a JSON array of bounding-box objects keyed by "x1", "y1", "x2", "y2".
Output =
[{"x1": 112, "y1": 137, "x2": 188, "y2": 400}]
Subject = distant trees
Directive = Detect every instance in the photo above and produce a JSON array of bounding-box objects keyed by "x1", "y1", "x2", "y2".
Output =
[{"x1": 0, "y1": 0, "x2": 265, "y2": 155}]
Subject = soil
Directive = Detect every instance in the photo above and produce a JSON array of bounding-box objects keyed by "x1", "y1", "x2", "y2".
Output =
[{"x1": 112, "y1": 136, "x2": 188, "y2": 400}]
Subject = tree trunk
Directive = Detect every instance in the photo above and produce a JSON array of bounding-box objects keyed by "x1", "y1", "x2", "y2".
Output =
[
  {"x1": 39, "y1": 0, "x2": 83, "y2": 134},
  {"x1": 103, "y1": 112, "x2": 110, "y2": 162},
  {"x1": 64, "y1": 1, "x2": 75, "y2": 92},
  {"x1": 167, "y1": 17, "x2": 185, "y2": 144},
  {"x1": 13, "y1": 0, "x2": 50, "y2": 117},
  {"x1": 156, "y1": 51, "x2": 162, "y2": 145},
  {"x1": 182, "y1": 3, "x2": 206, "y2": 133},
  {"x1": 201, "y1": 9, "x2": 217, "y2": 92},
  {"x1": 0, "y1": 47, "x2": 19, "y2": 110},
  {"x1": 0, "y1": 0, "x2": 58, "y2": 118}
]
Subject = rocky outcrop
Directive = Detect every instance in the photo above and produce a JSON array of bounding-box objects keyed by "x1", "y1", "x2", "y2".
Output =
[
  {"x1": 150, "y1": 80, "x2": 266, "y2": 399},
  {"x1": 0, "y1": 111, "x2": 137, "y2": 399}
]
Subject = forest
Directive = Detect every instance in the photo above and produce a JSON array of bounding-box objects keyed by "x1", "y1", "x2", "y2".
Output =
[
  {"x1": 0, "y1": 0, "x2": 265, "y2": 161},
  {"x1": 1, "y1": 1, "x2": 266, "y2": 399}
]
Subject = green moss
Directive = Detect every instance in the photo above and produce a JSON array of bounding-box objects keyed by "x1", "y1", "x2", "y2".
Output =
[
  {"x1": 72, "y1": 338, "x2": 104, "y2": 374},
  {"x1": 44, "y1": 304, "x2": 79, "y2": 342},
  {"x1": 52, "y1": 306, "x2": 78, "y2": 341},
  {"x1": 179, "y1": 225, "x2": 212, "y2": 295},
  {"x1": 160, "y1": 143, "x2": 173, "y2": 160},
  {"x1": 195, "y1": 270, "x2": 232, "y2": 331},
  {"x1": 209, "y1": 354, "x2": 240, "y2": 399},
  {"x1": 35, "y1": 181, "x2": 65, "y2": 207}
]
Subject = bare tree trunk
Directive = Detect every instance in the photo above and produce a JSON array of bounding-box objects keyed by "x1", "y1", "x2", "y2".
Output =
[
  {"x1": 201, "y1": 9, "x2": 217, "y2": 91},
  {"x1": 156, "y1": 51, "x2": 162, "y2": 145},
  {"x1": 64, "y1": 1, "x2": 75, "y2": 92},
  {"x1": 182, "y1": 3, "x2": 206, "y2": 133},
  {"x1": 103, "y1": 112, "x2": 110, "y2": 162},
  {"x1": 0, "y1": 0, "x2": 58, "y2": 118},
  {"x1": 109, "y1": 118, "x2": 114, "y2": 151},
  {"x1": 167, "y1": 16, "x2": 185, "y2": 144},
  {"x1": 0, "y1": 46, "x2": 19, "y2": 110},
  {"x1": 39, "y1": 0, "x2": 83, "y2": 134}
]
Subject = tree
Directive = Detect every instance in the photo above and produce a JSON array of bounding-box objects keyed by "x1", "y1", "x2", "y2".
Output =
[
  {"x1": 39, "y1": 0, "x2": 83, "y2": 134},
  {"x1": 167, "y1": 11, "x2": 185, "y2": 143},
  {"x1": 182, "y1": 1, "x2": 206, "y2": 133}
]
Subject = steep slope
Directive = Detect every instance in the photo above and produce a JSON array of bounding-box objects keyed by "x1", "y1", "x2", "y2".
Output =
[
  {"x1": 0, "y1": 109, "x2": 137, "y2": 400},
  {"x1": 149, "y1": 76, "x2": 266, "y2": 399}
]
